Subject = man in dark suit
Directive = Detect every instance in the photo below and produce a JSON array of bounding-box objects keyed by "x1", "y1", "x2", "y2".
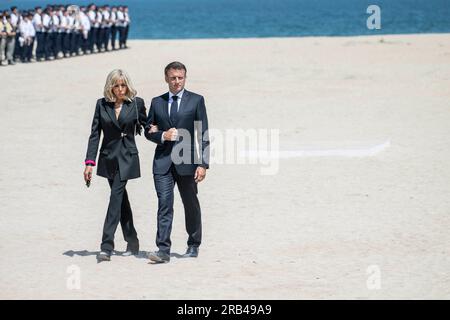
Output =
[{"x1": 145, "y1": 61, "x2": 210, "y2": 263}]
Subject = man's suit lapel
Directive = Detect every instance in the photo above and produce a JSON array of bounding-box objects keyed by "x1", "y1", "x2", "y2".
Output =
[
  {"x1": 161, "y1": 93, "x2": 171, "y2": 126},
  {"x1": 178, "y1": 90, "x2": 190, "y2": 118},
  {"x1": 104, "y1": 101, "x2": 121, "y2": 130},
  {"x1": 173, "y1": 90, "x2": 191, "y2": 127},
  {"x1": 160, "y1": 90, "x2": 191, "y2": 127}
]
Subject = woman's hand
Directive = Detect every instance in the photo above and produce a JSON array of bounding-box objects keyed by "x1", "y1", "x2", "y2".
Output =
[{"x1": 84, "y1": 165, "x2": 93, "y2": 183}]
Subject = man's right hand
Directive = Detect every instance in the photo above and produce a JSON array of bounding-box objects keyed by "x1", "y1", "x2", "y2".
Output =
[
  {"x1": 163, "y1": 128, "x2": 178, "y2": 141},
  {"x1": 148, "y1": 124, "x2": 159, "y2": 133}
]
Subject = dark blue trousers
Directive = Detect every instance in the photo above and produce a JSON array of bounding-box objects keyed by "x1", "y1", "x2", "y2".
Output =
[
  {"x1": 21, "y1": 37, "x2": 34, "y2": 61},
  {"x1": 35, "y1": 32, "x2": 45, "y2": 59},
  {"x1": 103, "y1": 27, "x2": 111, "y2": 50},
  {"x1": 118, "y1": 26, "x2": 125, "y2": 48},
  {"x1": 89, "y1": 27, "x2": 98, "y2": 51},
  {"x1": 70, "y1": 32, "x2": 80, "y2": 54},
  {"x1": 54, "y1": 33, "x2": 62, "y2": 56},
  {"x1": 153, "y1": 164, "x2": 202, "y2": 254},
  {"x1": 110, "y1": 26, "x2": 117, "y2": 49},
  {"x1": 44, "y1": 32, "x2": 54, "y2": 59},
  {"x1": 63, "y1": 33, "x2": 71, "y2": 55},
  {"x1": 97, "y1": 28, "x2": 105, "y2": 50}
]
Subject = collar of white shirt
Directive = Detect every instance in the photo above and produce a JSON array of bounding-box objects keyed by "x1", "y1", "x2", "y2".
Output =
[{"x1": 169, "y1": 89, "x2": 184, "y2": 102}]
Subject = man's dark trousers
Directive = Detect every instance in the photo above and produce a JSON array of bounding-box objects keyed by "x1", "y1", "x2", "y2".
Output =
[{"x1": 154, "y1": 164, "x2": 202, "y2": 254}]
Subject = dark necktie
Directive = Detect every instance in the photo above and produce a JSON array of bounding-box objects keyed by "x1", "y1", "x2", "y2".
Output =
[{"x1": 170, "y1": 95, "x2": 178, "y2": 125}]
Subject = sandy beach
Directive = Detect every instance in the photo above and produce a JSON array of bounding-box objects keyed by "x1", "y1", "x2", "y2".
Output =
[{"x1": 1, "y1": 34, "x2": 450, "y2": 299}]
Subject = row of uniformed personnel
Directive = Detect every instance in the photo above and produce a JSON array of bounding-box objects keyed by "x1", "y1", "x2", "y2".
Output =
[{"x1": 0, "y1": 4, "x2": 130, "y2": 66}]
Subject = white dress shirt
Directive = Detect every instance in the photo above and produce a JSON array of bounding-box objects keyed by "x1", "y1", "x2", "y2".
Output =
[
  {"x1": 88, "y1": 10, "x2": 96, "y2": 26},
  {"x1": 80, "y1": 12, "x2": 91, "y2": 34},
  {"x1": 116, "y1": 11, "x2": 124, "y2": 27},
  {"x1": 19, "y1": 20, "x2": 35, "y2": 39},
  {"x1": 160, "y1": 89, "x2": 185, "y2": 142},
  {"x1": 74, "y1": 17, "x2": 81, "y2": 31},
  {"x1": 10, "y1": 13, "x2": 19, "y2": 28},
  {"x1": 51, "y1": 14, "x2": 59, "y2": 32},
  {"x1": 168, "y1": 89, "x2": 184, "y2": 115},
  {"x1": 32, "y1": 13, "x2": 42, "y2": 32},
  {"x1": 110, "y1": 11, "x2": 117, "y2": 26},
  {"x1": 42, "y1": 14, "x2": 51, "y2": 32},
  {"x1": 59, "y1": 15, "x2": 68, "y2": 32},
  {"x1": 102, "y1": 10, "x2": 110, "y2": 28},
  {"x1": 124, "y1": 12, "x2": 130, "y2": 26},
  {"x1": 67, "y1": 16, "x2": 75, "y2": 33},
  {"x1": 96, "y1": 11, "x2": 103, "y2": 28}
]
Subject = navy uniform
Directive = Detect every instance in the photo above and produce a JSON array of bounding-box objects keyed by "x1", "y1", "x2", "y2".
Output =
[
  {"x1": 51, "y1": 11, "x2": 62, "y2": 59},
  {"x1": 87, "y1": 5, "x2": 97, "y2": 53},
  {"x1": 116, "y1": 7, "x2": 125, "y2": 49},
  {"x1": 18, "y1": 13, "x2": 35, "y2": 62},
  {"x1": 61, "y1": 10, "x2": 71, "y2": 57},
  {"x1": 96, "y1": 8, "x2": 104, "y2": 51},
  {"x1": 32, "y1": 7, "x2": 45, "y2": 61},
  {"x1": 102, "y1": 6, "x2": 111, "y2": 51},
  {"x1": 124, "y1": 6, "x2": 130, "y2": 48},
  {"x1": 10, "y1": 7, "x2": 21, "y2": 62},
  {"x1": 80, "y1": 8, "x2": 91, "y2": 54},
  {"x1": 42, "y1": 8, "x2": 54, "y2": 60},
  {"x1": 110, "y1": 7, "x2": 118, "y2": 50}
]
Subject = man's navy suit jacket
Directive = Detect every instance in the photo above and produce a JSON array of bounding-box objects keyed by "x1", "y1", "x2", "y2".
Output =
[{"x1": 144, "y1": 89, "x2": 210, "y2": 176}]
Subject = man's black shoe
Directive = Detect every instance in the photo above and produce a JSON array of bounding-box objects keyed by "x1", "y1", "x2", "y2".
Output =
[
  {"x1": 183, "y1": 246, "x2": 199, "y2": 258},
  {"x1": 97, "y1": 251, "x2": 111, "y2": 262},
  {"x1": 123, "y1": 244, "x2": 139, "y2": 256},
  {"x1": 148, "y1": 251, "x2": 170, "y2": 263}
]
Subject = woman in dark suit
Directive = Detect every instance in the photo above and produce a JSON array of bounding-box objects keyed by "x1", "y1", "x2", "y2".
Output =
[{"x1": 84, "y1": 69, "x2": 148, "y2": 262}]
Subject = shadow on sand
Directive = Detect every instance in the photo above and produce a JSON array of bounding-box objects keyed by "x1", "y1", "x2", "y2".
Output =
[{"x1": 63, "y1": 250, "x2": 187, "y2": 260}]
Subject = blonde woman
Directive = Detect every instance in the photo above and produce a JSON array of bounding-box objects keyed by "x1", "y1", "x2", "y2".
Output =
[{"x1": 84, "y1": 69, "x2": 147, "y2": 262}]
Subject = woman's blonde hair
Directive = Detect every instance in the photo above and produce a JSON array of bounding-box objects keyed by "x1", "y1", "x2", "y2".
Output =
[{"x1": 103, "y1": 69, "x2": 137, "y2": 102}]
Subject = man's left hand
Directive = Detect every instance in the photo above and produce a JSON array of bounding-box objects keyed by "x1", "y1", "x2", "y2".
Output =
[{"x1": 194, "y1": 167, "x2": 206, "y2": 183}]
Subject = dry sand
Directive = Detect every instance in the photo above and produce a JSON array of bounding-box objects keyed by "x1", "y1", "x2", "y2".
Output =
[{"x1": 1, "y1": 34, "x2": 450, "y2": 299}]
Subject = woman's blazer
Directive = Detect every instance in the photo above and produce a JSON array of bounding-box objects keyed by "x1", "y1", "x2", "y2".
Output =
[{"x1": 85, "y1": 97, "x2": 147, "y2": 180}]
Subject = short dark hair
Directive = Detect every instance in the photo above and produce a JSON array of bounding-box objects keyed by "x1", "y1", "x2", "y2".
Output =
[{"x1": 164, "y1": 61, "x2": 187, "y2": 76}]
